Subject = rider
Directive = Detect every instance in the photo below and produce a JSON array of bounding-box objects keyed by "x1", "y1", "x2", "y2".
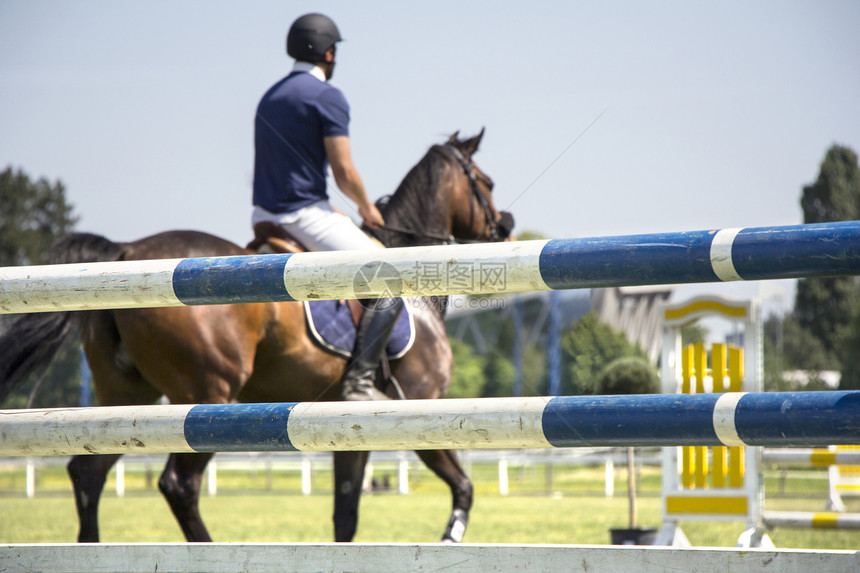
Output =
[{"x1": 252, "y1": 13, "x2": 401, "y2": 401}]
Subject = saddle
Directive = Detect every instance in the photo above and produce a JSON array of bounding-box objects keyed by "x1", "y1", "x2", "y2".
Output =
[
  {"x1": 246, "y1": 222, "x2": 364, "y2": 323},
  {"x1": 247, "y1": 222, "x2": 306, "y2": 254},
  {"x1": 245, "y1": 223, "x2": 412, "y2": 397}
]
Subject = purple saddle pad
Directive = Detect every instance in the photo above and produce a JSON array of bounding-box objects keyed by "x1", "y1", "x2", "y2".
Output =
[{"x1": 303, "y1": 300, "x2": 415, "y2": 359}]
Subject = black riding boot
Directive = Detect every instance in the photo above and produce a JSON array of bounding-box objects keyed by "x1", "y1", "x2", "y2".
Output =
[{"x1": 341, "y1": 297, "x2": 404, "y2": 401}]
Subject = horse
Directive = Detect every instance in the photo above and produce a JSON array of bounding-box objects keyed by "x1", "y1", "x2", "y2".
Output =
[{"x1": 0, "y1": 129, "x2": 514, "y2": 543}]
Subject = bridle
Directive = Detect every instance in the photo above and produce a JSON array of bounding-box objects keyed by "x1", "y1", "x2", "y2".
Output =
[
  {"x1": 444, "y1": 144, "x2": 502, "y2": 243},
  {"x1": 376, "y1": 144, "x2": 501, "y2": 245}
]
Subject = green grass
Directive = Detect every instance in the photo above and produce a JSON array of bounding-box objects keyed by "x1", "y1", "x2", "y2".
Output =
[
  {"x1": 3, "y1": 493, "x2": 859, "y2": 548},
  {"x1": 1, "y1": 462, "x2": 858, "y2": 549}
]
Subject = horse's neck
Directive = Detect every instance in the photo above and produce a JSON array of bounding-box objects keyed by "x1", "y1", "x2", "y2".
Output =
[
  {"x1": 375, "y1": 167, "x2": 452, "y2": 318},
  {"x1": 380, "y1": 184, "x2": 452, "y2": 248},
  {"x1": 410, "y1": 293, "x2": 449, "y2": 321}
]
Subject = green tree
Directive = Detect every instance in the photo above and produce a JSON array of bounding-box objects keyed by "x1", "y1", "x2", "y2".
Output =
[
  {"x1": 762, "y1": 314, "x2": 833, "y2": 391},
  {"x1": 840, "y1": 312, "x2": 860, "y2": 390},
  {"x1": 680, "y1": 323, "x2": 708, "y2": 347},
  {"x1": 513, "y1": 230, "x2": 546, "y2": 242},
  {"x1": 1, "y1": 341, "x2": 85, "y2": 409},
  {"x1": 0, "y1": 166, "x2": 81, "y2": 408},
  {"x1": 794, "y1": 146, "x2": 860, "y2": 377},
  {"x1": 560, "y1": 313, "x2": 648, "y2": 395},
  {"x1": 800, "y1": 146, "x2": 860, "y2": 223},
  {"x1": 794, "y1": 276, "x2": 859, "y2": 372},
  {"x1": 781, "y1": 313, "x2": 836, "y2": 371},
  {"x1": 598, "y1": 357, "x2": 660, "y2": 396},
  {"x1": 520, "y1": 344, "x2": 548, "y2": 396},
  {"x1": 446, "y1": 284, "x2": 572, "y2": 397},
  {"x1": 481, "y1": 352, "x2": 516, "y2": 397},
  {"x1": 763, "y1": 314, "x2": 791, "y2": 391},
  {"x1": 597, "y1": 357, "x2": 659, "y2": 532},
  {"x1": 0, "y1": 166, "x2": 78, "y2": 266},
  {"x1": 446, "y1": 338, "x2": 486, "y2": 398}
]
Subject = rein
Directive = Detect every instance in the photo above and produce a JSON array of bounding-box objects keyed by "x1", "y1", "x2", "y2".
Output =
[
  {"x1": 376, "y1": 144, "x2": 499, "y2": 245},
  {"x1": 376, "y1": 222, "x2": 455, "y2": 245},
  {"x1": 444, "y1": 144, "x2": 501, "y2": 243}
]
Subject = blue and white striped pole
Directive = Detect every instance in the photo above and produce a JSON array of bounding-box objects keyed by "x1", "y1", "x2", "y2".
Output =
[
  {"x1": 1, "y1": 222, "x2": 859, "y2": 314},
  {"x1": 1, "y1": 392, "x2": 857, "y2": 456}
]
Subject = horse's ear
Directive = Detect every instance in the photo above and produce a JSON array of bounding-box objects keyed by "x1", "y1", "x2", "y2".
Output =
[
  {"x1": 461, "y1": 127, "x2": 485, "y2": 158},
  {"x1": 446, "y1": 131, "x2": 461, "y2": 145}
]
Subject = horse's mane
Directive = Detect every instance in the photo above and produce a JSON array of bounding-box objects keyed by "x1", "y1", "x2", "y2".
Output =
[
  {"x1": 370, "y1": 141, "x2": 462, "y2": 316},
  {"x1": 375, "y1": 144, "x2": 454, "y2": 248}
]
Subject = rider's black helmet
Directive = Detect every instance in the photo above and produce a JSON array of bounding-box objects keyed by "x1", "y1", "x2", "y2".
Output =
[{"x1": 287, "y1": 13, "x2": 342, "y2": 63}]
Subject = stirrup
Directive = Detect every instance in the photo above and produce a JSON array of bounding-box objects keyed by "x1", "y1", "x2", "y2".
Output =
[
  {"x1": 342, "y1": 374, "x2": 390, "y2": 401},
  {"x1": 379, "y1": 354, "x2": 406, "y2": 399}
]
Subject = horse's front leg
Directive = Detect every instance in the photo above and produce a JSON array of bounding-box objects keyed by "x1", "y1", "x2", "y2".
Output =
[
  {"x1": 67, "y1": 453, "x2": 123, "y2": 542},
  {"x1": 415, "y1": 449, "x2": 473, "y2": 542},
  {"x1": 332, "y1": 450, "x2": 370, "y2": 542}
]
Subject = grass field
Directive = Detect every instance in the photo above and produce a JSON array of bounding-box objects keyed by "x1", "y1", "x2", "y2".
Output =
[{"x1": 1, "y1": 459, "x2": 858, "y2": 549}]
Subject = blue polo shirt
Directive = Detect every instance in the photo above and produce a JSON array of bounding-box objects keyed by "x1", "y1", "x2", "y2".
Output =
[{"x1": 253, "y1": 71, "x2": 350, "y2": 214}]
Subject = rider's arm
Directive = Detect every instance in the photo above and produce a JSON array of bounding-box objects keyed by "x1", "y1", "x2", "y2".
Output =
[{"x1": 324, "y1": 135, "x2": 384, "y2": 228}]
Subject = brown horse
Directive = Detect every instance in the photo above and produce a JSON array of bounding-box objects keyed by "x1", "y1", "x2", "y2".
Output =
[{"x1": 0, "y1": 130, "x2": 513, "y2": 543}]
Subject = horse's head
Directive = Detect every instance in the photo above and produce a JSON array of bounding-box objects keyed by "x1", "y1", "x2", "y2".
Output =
[
  {"x1": 444, "y1": 129, "x2": 515, "y2": 243},
  {"x1": 372, "y1": 129, "x2": 515, "y2": 248}
]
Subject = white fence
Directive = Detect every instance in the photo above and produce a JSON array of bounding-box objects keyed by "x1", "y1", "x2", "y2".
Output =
[{"x1": 1, "y1": 448, "x2": 664, "y2": 499}]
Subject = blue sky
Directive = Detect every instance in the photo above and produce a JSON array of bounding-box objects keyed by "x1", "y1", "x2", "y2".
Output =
[{"x1": 2, "y1": 1, "x2": 859, "y2": 317}]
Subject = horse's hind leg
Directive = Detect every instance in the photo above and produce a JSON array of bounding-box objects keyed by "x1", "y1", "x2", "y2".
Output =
[
  {"x1": 332, "y1": 450, "x2": 370, "y2": 542},
  {"x1": 67, "y1": 454, "x2": 123, "y2": 542},
  {"x1": 415, "y1": 449, "x2": 473, "y2": 542},
  {"x1": 70, "y1": 310, "x2": 162, "y2": 543},
  {"x1": 158, "y1": 452, "x2": 215, "y2": 542}
]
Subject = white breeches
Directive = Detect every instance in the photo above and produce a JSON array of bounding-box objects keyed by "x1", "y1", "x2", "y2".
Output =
[{"x1": 252, "y1": 201, "x2": 381, "y2": 252}]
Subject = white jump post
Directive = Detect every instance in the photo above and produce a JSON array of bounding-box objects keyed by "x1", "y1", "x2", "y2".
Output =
[
  {"x1": 657, "y1": 295, "x2": 767, "y2": 547},
  {"x1": 658, "y1": 296, "x2": 860, "y2": 547}
]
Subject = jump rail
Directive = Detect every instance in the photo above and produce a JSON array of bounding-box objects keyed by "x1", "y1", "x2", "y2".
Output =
[
  {"x1": 1, "y1": 392, "x2": 857, "y2": 457},
  {"x1": 762, "y1": 448, "x2": 860, "y2": 467},
  {"x1": 2, "y1": 222, "x2": 859, "y2": 314},
  {"x1": 2, "y1": 543, "x2": 857, "y2": 573}
]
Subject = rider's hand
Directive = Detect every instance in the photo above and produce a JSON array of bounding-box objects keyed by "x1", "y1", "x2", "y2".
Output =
[{"x1": 359, "y1": 203, "x2": 385, "y2": 229}]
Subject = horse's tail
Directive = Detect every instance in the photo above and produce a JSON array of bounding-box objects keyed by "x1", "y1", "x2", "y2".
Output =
[{"x1": 0, "y1": 233, "x2": 124, "y2": 404}]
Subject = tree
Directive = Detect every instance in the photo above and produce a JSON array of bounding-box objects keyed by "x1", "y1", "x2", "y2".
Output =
[
  {"x1": 680, "y1": 323, "x2": 707, "y2": 347},
  {"x1": 598, "y1": 357, "x2": 659, "y2": 535},
  {"x1": 598, "y1": 357, "x2": 660, "y2": 396},
  {"x1": 513, "y1": 230, "x2": 546, "y2": 242},
  {"x1": 768, "y1": 313, "x2": 828, "y2": 371},
  {"x1": 446, "y1": 338, "x2": 486, "y2": 398},
  {"x1": 0, "y1": 166, "x2": 78, "y2": 266},
  {"x1": 800, "y1": 146, "x2": 860, "y2": 224},
  {"x1": 480, "y1": 351, "x2": 516, "y2": 397},
  {"x1": 0, "y1": 166, "x2": 81, "y2": 408},
  {"x1": 560, "y1": 313, "x2": 648, "y2": 395},
  {"x1": 840, "y1": 312, "x2": 860, "y2": 390},
  {"x1": 794, "y1": 146, "x2": 860, "y2": 377},
  {"x1": 762, "y1": 314, "x2": 834, "y2": 391},
  {"x1": 0, "y1": 341, "x2": 85, "y2": 409},
  {"x1": 794, "y1": 276, "x2": 859, "y2": 372}
]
